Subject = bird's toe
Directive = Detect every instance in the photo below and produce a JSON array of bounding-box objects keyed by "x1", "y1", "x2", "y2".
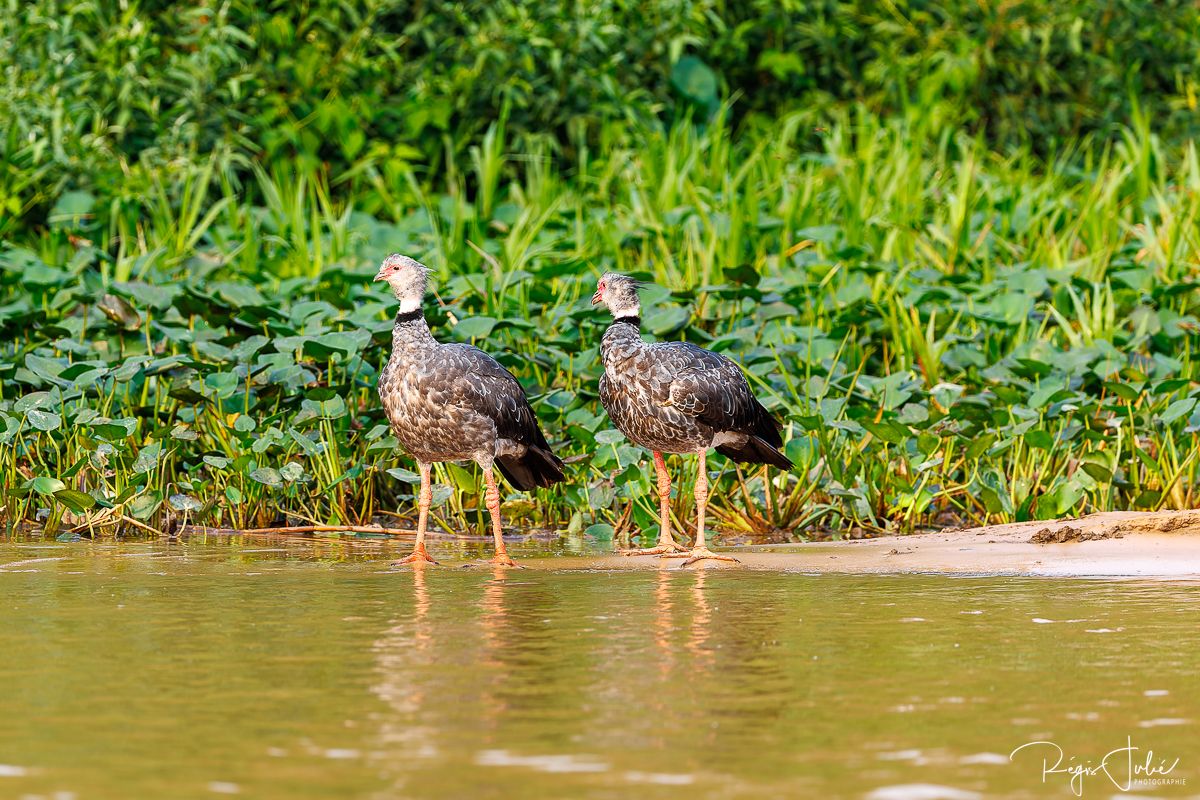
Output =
[
  {"x1": 678, "y1": 548, "x2": 740, "y2": 568},
  {"x1": 619, "y1": 543, "x2": 688, "y2": 556},
  {"x1": 391, "y1": 548, "x2": 439, "y2": 566}
]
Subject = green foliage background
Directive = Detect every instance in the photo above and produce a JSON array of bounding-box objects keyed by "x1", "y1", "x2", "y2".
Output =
[
  {"x1": 5, "y1": 0, "x2": 1200, "y2": 225},
  {"x1": 2, "y1": 1, "x2": 1200, "y2": 541}
]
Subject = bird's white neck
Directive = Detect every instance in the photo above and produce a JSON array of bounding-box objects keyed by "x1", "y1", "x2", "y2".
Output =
[
  {"x1": 611, "y1": 305, "x2": 640, "y2": 319},
  {"x1": 385, "y1": 271, "x2": 429, "y2": 312}
]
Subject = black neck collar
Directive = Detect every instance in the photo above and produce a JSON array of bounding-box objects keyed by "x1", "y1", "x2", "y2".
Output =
[
  {"x1": 612, "y1": 315, "x2": 640, "y2": 329},
  {"x1": 395, "y1": 307, "x2": 424, "y2": 325}
]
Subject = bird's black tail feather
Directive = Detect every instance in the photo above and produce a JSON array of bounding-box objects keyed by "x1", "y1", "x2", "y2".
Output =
[
  {"x1": 717, "y1": 398, "x2": 792, "y2": 469},
  {"x1": 717, "y1": 435, "x2": 793, "y2": 470},
  {"x1": 496, "y1": 446, "x2": 566, "y2": 491},
  {"x1": 751, "y1": 398, "x2": 785, "y2": 448}
]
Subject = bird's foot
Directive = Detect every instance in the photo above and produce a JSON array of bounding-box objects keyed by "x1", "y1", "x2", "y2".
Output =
[
  {"x1": 660, "y1": 549, "x2": 692, "y2": 559},
  {"x1": 619, "y1": 541, "x2": 688, "y2": 556},
  {"x1": 676, "y1": 547, "x2": 740, "y2": 567},
  {"x1": 491, "y1": 552, "x2": 524, "y2": 569},
  {"x1": 391, "y1": 546, "x2": 439, "y2": 566}
]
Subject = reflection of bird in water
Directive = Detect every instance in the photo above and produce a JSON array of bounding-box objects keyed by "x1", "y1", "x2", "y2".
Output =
[
  {"x1": 592, "y1": 273, "x2": 792, "y2": 565},
  {"x1": 480, "y1": 564, "x2": 512, "y2": 670},
  {"x1": 476, "y1": 564, "x2": 584, "y2": 751},
  {"x1": 686, "y1": 570, "x2": 715, "y2": 666},
  {"x1": 370, "y1": 566, "x2": 438, "y2": 778},
  {"x1": 411, "y1": 565, "x2": 432, "y2": 653},
  {"x1": 645, "y1": 569, "x2": 716, "y2": 681},
  {"x1": 375, "y1": 254, "x2": 565, "y2": 566},
  {"x1": 653, "y1": 569, "x2": 676, "y2": 680},
  {"x1": 642, "y1": 569, "x2": 721, "y2": 757}
]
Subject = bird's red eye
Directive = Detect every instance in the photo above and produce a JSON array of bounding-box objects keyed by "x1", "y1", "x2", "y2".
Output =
[{"x1": 599, "y1": 282, "x2": 606, "y2": 290}]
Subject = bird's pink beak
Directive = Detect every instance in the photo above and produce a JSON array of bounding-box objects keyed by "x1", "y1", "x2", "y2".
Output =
[
  {"x1": 373, "y1": 266, "x2": 388, "y2": 282},
  {"x1": 591, "y1": 289, "x2": 603, "y2": 305}
]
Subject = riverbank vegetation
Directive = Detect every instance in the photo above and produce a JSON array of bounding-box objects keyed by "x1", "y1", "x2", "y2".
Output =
[{"x1": 3, "y1": 1, "x2": 1200, "y2": 541}]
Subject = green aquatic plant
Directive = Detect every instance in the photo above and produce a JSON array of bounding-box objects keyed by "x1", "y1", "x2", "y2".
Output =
[{"x1": 2, "y1": 109, "x2": 1200, "y2": 543}]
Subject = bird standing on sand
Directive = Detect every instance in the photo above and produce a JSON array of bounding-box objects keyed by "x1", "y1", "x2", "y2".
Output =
[
  {"x1": 593, "y1": 273, "x2": 792, "y2": 566},
  {"x1": 375, "y1": 254, "x2": 565, "y2": 566}
]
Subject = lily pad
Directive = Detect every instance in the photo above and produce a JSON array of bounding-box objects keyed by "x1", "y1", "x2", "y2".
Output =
[
  {"x1": 54, "y1": 488, "x2": 96, "y2": 512},
  {"x1": 249, "y1": 467, "x2": 282, "y2": 488}
]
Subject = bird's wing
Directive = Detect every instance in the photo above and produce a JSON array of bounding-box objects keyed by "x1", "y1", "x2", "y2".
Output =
[
  {"x1": 657, "y1": 342, "x2": 776, "y2": 437},
  {"x1": 428, "y1": 343, "x2": 551, "y2": 449}
]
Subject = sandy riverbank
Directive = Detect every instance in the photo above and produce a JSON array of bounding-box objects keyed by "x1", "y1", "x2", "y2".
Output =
[
  {"x1": 14, "y1": 510, "x2": 1196, "y2": 579},
  {"x1": 534, "y1": 510, "x2": 1200, "y2": 578}
]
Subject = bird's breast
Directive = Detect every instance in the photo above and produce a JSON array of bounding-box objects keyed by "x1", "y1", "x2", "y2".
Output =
[
  {"x1": 598, "y1": 365, "x2": 709, "y2": 454},
  {"x1": 378, "y1": 358, "x2": 495, "y2": 461}
]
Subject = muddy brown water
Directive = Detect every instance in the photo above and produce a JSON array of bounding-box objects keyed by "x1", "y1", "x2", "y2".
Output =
[{"x1": 0, "y1": 538, "x2": 1196, "y2": 799}]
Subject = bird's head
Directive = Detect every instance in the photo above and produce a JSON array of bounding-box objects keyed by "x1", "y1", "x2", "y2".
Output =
[
  {"x1": 591, "y1": 272, "x2": 641, "y2": 318},
  {"x1": 374, "y1": 254, "x2": 431, "y2": 311}
]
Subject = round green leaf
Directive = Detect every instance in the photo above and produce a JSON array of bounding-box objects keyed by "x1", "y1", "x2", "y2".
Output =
[
  {"x1": 453, "y1": 316, "x2": 499, "y2": 339},
  {"x1": 30, "y1": 476, "x2": 66, "y2": 495},
  {"x1": 26, "y1": 409, "x2": 62, "y2": 431},
  {"x1": 54, "y1": 489, "x2": 96, "y2": 512},
  {"x1": 584, "y1": 523, "x2": 614, "y2": 541},
  {"x1": 128, "y1": 491, "x2": 163, "y2": 520},
  {"x1": 249, "y1": 467, "x2": 282, "y2": 488},
  {"x1": 670, "y1": 55, "x2": 718, "y2": 108},
  {"x1": 169, "y1": 494, "x2": 202, "y2": 512},
  {"x1": 594, "y1": 430, "x2": 625, "y2": 445}
]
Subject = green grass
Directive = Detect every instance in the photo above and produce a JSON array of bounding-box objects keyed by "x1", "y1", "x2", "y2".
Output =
[{"x1": 3, "y1": 107, "x2": 1200, "y2": 544}]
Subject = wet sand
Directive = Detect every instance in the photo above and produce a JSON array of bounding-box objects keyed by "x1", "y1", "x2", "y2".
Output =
[
  {"x1": 539, "y1": 510, "x2": 1200, "y2": 578},
  {"x1": 30, "y1": 510, "x2": 1194, "y2": 579}
]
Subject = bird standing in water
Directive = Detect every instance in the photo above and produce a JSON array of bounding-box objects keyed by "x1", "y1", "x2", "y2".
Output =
[
  {"x1": 593, "y1": 273, "x2": 792, "y2": 566},
  {"x1": 375, "y1": 254, "x2": 565, "y2": 566}
]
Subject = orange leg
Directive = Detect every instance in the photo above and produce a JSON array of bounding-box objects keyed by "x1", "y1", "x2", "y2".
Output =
[
  {"x1": 484, "y1": 467, "x2": 521, "y2": 568},
  {"x1": 621, "y1": 451, "x2": 688, "y2": 556},
  {"x1": 677, "y1": 449, "x2": 739, "y2": 567},
  {"x1": 393, "y1": 461, "x2": 438, "y2": 566}
]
